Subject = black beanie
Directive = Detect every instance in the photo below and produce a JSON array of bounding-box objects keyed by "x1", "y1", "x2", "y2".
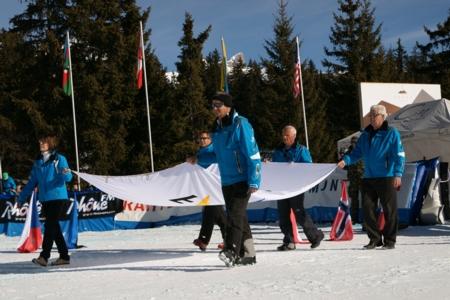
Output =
[{"x1": 212, "y1": 93, "x2": 233, "y2": 107}]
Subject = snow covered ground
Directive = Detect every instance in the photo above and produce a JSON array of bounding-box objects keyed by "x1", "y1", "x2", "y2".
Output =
[{"x1": 1, "y1": 223, "x2": 450, "y2": 300}]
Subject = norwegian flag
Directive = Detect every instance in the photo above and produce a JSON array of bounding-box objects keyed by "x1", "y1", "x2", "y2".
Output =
[
  {"x1": 136, "y1": 35, "x2": 143, "y2": 89},
  {"x1": 330, "y1": 181, "x2": 353, "y2": 241},
  {"x1": 293, "y1": 36, "x2": 302, "y2": 98},
  {"x1": 17, "y1": 191, "x2": 42, "y2": 253},
  {"x1": 377, "y1": 207, "x2": 385, "y2": 231}
]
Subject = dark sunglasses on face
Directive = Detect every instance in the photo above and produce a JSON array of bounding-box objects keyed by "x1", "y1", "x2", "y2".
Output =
[
  {"x1": 211, "y1": 102, "x2": 224, "y2": 109},
  {"x1": 199, "y1": 136, "x2": 210, "y2": 140}
]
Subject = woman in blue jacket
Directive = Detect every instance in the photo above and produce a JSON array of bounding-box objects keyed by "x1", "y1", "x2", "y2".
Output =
[
  {"x1": 187, "y1": 130, "x2": 227, "y2": 251},
  {"x1": 19, "y1": 134, "x2": 73, "y2": 266}
]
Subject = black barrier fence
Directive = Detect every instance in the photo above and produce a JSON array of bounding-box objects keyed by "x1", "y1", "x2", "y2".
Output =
[{"x1": 0, "y1": 190, "x2": 123, "y2": 223}]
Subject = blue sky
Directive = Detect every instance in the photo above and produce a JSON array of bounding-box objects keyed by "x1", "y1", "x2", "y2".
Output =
[{"x1": 1, "y1": 0, "x2": 449, "y2": 71}]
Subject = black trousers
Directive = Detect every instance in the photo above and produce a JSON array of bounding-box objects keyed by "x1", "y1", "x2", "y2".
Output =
[
  {"x1": 40, "y1": 200, "x2": 69, "y2": 260},
  {"x1": 198, "y1": 205, "x2": 227, "y2": 244},
  {"x1": 362, "y1": 178, "x2": 398, "y2": 246},
  {"x1": 277, "y1": 193, "x2": 321, "y2": 244},
  {"x1": 222, "y1": 181, "x2": 252, "y2": 257}
]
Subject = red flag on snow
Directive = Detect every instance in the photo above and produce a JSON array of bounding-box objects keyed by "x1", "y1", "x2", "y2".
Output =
[
  {"x1": 136, "y1": 34, "x2": 143, "y2": 89},
  {"x1": 17, "y1": 191, "x2": 42, "y2": 253},
  {"x1": 330, "y1": 181, "x2": 353, "y2": 241},
  {"x1": 377, "y1": 207, "x2": 385, "y2": 231}
]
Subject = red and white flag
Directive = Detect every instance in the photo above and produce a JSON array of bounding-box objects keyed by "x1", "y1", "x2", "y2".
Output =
[
  {"x1": 293, "y1": 37, "x2": 302, "y2": 98},
  {"x1": 136, "y1": 36, "x2": 143, "y2": 89},
  {"x1": 17, "y1": 191, "x2": 42, "y2": 253},
  {"x1": 330, "y1": 181, "x2": 353, "y2": 241}
]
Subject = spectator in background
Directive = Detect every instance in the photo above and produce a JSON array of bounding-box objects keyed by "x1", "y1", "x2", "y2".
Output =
[
  {"x1": 2, "y1": 172, "x2": 17, "y2": 196},
  {"x1": 187, "y1": 130, "x2": 227, "y2": 251},
  {"x1": 347, "y1": 136, "x2": 364, "y2": 223},
  {"x1": 18, "y1": 134, "x2": 73, "y2": 266},
  {"x1": 338, "y1": 105, "x2": 405, "y2": 250},
  {"x1": 271, "y1": 125, "x2": 324, "y2": 251}
]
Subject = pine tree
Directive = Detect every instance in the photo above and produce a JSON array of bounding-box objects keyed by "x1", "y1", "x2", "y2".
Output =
[
  {"x1": 172, "y1": 12, "x2": 213, "y2": 162},
  {"x1": 417, "y1": 9, "x2": 450, "y2": 98},
  {"x1": 262, "y1": 0, "x2": 301, "y2": 140},
  {"x1": 1, "y1": 0, "x2": 163, "y2": 178},
  {"x1": 323, "y1": 0, "x2": 383, "y2": 138}
]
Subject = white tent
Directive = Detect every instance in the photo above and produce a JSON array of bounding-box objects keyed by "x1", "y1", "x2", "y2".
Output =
[{"x1": 387, "y1": 98, "x2": 450, "y2": 163}]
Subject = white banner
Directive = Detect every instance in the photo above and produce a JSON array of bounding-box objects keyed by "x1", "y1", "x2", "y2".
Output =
[{"x1": 76, "y1": 162, "x2": 337, "y2": 207}]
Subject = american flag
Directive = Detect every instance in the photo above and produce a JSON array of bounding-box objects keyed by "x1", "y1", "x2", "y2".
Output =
[{"x1": 293, "y1": 37, "x2": 302, "y2": 98}]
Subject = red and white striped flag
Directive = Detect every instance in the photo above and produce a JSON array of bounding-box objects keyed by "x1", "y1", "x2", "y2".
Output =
[
  {"x1": 293, "y1": 37, "x2": 302, "y2": 98},
  {"x1": 136, "y1": 36, "x2": 143, "y2": 89},
  {"x1": 330, "y1": 181, "x2": 353, "y2": 241},
  {"x1": 17, "y1": 191, "x2": 42, "y2": 253}
]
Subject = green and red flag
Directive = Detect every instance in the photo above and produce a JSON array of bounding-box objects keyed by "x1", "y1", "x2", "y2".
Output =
[{"x1": 62, "y1": 32, "x2": 72, "y2": 96}]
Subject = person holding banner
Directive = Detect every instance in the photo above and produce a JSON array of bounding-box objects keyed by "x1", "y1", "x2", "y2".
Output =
[
  {"x1": 18, "y1": 134, "x2": 73, "y2": 266},
  {"x1": 211, "y1": 92, "x2": 261, "y2": 267},
  {"x1": 272, "y1": 125, "x2": 324, "y2": 251},
  {"x1": 338, "y1": 104, "x2": 405, "y2": 250},
  {"x1": 187, "y1": 130, "x2": 227, "y2": 251}
]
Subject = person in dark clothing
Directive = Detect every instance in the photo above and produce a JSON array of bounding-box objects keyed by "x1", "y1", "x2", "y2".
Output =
[
  {"x1": 210, "y1": 92, "x2": 261, "y2": 267},
  {"x1": 187, "y1": 130, "x2": 227, "y2": 251},
  {"x1": 338, "y1": 105, "x2": 405, "y2": 250},
  {"x1": 2, "y1": 172, "x2": 17, "y2": 196},
  {"x1": 272, "y1": 125, "x2": 324, "y2": 250},
  {"x1": 346, "y1": 136, "x2": 364, "y2": 223},
  {"x1": 18, "y1": 134, "x2": 73, "y2": 266}
]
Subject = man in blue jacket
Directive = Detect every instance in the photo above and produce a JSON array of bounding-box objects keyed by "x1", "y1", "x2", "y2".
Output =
[
  {"x1": 18, "y1": 134, "x2": 73, "y2": 266},
  {"x1": 211, "y1": 92, "x2": 261, "y2": 267},
  {"x1": 338, "y1": 105, "x2": 405, "y2": 250},
  {"x1": 272, "y1": 125, "x2": 324, "y2": 250}
]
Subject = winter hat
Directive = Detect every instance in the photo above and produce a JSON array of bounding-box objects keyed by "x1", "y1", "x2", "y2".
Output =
[{"x1": 212, "y1": 93, "x2": 233, "y2": 107}]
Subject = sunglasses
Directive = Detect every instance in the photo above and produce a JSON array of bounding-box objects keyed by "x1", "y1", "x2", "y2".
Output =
[
  {"x1": 199, "y1": 137, "x2": 210, "y2": 140},
  {"x1": 211, "y1": 102, "x2": 224, "y2": 109}
]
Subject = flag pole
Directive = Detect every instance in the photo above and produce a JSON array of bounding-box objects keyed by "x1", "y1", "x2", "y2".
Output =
[
  {"x1": 296, "y1": 36, "x2": 309, "y2": 149},
  {"x1": 220, "y1": 36, "x2": 229, "y2": 93},
  {"x1": 140, "y1": 21, "x2": 155, "y2": 172},
  {"x1": 67, "y1": 31, "x2": 81, "y2": 187}
]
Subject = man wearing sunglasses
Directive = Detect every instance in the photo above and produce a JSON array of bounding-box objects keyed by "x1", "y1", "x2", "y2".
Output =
[
  {"x1": 187, "y1": 131, "x2": 227, "y2": 251},
  {"x1": 338, "y1": 104, "x2": 405, "y2": 250},
  {"x1": 210, "y1": 92, "x2": 261, "y2": 267}
]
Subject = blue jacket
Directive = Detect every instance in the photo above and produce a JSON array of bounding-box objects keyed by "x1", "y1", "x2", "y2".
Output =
[
  {"x1": 2, "y1": 177, "x2": 16, "y2": 195},
  {"x1": 197, "y1": 143, "x2": 217, "y2": 169},
  {"x1": 212, "y1": 111, "x2": 261, "y2": 188},
  {"x1": 272, "y1": 143, "x2": 312, "y2": 163},
  {"x1": 19, "y1": 151, "x2": 73, "y2": 203},
  {"x1": 343, "y1": 122, "x2": 405, "y2": 178}
]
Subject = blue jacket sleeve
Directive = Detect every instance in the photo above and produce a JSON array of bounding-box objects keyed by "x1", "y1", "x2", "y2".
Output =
[
  {"x1": 343, "y1": 135, "x2": 363, "y2": 166},
  {"x1": 391, "y1": 130, "x2": 405, "y2": 177},
  {"x1": 18, "y1": 163, "x2": 39, "y2": 203},
  {"x1": 238, "y1": 118, "x2": 261, "y2": 189},
  {"x1": 56, "y1": 155, "x2": 73, "y2": 183},
  {"x1": 297, "y1": 147, "x2": 313, "y2": 163}
]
